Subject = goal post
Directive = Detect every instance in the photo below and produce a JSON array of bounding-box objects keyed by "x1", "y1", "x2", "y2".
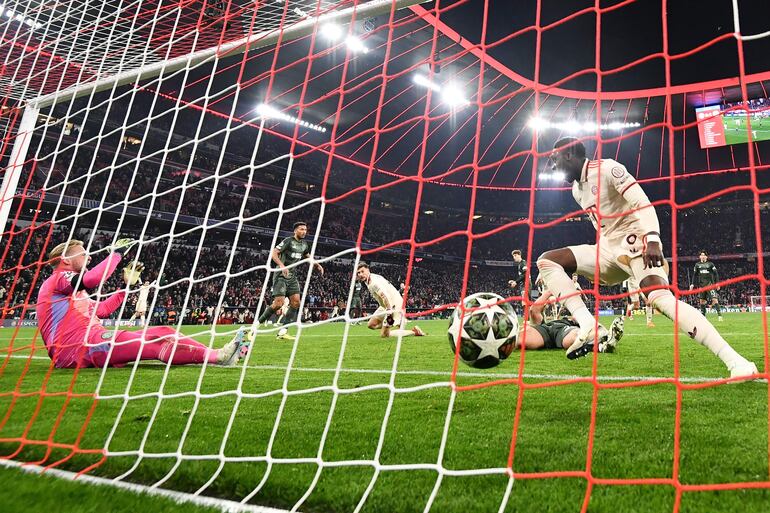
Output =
[{"x1": 2, "y1": 1, "x2": 770, "y2": 512}]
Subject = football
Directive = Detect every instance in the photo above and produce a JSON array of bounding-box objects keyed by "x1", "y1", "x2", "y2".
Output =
[{"x1": 447, "y1": 292, "x2": 519, "y2": 369}]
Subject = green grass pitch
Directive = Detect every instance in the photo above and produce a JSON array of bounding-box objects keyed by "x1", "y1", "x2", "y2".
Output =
[
  {"x1": 1, "y1": 313, "x2": 769, "y2": 512},
  {"x1": 722, "y1": 116, "x2": 770, "y2": 145}
]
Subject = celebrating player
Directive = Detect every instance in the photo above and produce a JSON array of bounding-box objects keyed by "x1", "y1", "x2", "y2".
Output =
[
  {"x1": 128, "y1": 279, "x2": 154, "y2": 326},
  {"x1": 355, "y1": 263, "x2": 425, "y2": 338},
  {"x1": 256, "y1": 222, "x2": 323, "y2": 340},
  {"x1": 36, "y1": 239, "x2": 248, "y2": 369},
  {"x1": 537, "y1": 137, "x2": 756, "y2": 378},
  {"x1": 690, "y1": 251, "x2": 723, "y2": 321}
]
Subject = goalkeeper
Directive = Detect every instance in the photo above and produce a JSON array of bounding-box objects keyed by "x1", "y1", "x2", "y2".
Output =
[{"x1": 36, "y1": 238, "x2": 249, "y2": 369}]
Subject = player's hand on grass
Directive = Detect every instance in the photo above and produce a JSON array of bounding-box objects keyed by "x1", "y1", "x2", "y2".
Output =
[
  {"x1": 643, "y1": 241, "x2": 665, "y2": 269},
  {"x1": 122, "y1": 261, "x2": 145, "y2": 286},
  {"x1": 110, "y1": 237, "x2": 138, "y2": 255}
]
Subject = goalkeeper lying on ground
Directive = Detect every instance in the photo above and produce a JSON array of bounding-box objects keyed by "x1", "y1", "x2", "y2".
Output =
[{"x1": 36, "y1": 238, "x2": 249, "y2": 368}]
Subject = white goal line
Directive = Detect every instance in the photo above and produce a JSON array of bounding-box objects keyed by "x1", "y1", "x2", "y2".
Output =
[
  {"x1": 4, "y1": 354, "x2": 750, "y2": 385},
  {"x1": 0, "y1": 458, "x2": 290, "y2": 513}
]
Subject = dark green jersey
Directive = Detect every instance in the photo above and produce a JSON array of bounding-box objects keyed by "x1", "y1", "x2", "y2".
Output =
[
  {"x1": 510, "y1": 260, "x2": 530, "y2": 286},
  {"x1": 276, "y1": 236, "x2": 310, "y2": 275},
  {"x1": 353, "y1": 281, "x2": 364, "y2": 299},
  {"x1": 693, "y1": 261, "x2": 719, "y2": 287}
]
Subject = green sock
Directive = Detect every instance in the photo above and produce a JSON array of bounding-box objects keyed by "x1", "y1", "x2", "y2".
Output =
[{"x1": 258, "y1": 306, "x2": 275, "y2": 323}]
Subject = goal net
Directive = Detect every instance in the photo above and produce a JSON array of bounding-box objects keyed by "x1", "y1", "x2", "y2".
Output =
[{"x1": 1, "y1": 1, "x2": 770, "y2": 512}]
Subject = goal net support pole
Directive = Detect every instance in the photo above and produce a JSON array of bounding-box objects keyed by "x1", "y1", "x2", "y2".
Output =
[{"x1": 0, "y1": 104, "x2": 39, "y2": 242}]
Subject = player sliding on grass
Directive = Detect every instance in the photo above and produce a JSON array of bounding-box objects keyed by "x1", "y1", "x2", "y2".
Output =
[
  {"x1": 355, "y1": 262, "x2": 426, "y2": 339},
  {"x1": 521, "y1": 286, "x2": 624, "y2": 353},
  {"x1": 37, "y1": 239, "x2": 249, "y2": 369},
  {"x1": 537, "y1": 137, "x2": 756, "y2": 379}
]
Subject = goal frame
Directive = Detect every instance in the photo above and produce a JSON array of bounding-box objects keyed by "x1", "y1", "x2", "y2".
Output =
[{"x1": 0, "y1": 0, "x2": 427, "y2": 241}]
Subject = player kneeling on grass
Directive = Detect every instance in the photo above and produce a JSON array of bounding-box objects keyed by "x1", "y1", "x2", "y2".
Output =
[
  {"x1": 519, "y1": 288, "x2": 624, "y2": 353},
  {"x1": 37, "y1": 239, "x2": 249, "y2": 369},
  {"x1": 355, "y1": 262, "x2": 425, "y2": 338}
]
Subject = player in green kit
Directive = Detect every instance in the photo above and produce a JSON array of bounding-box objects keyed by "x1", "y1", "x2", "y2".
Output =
[
  {"x1": 256, "y1": 222, "x2": 324, "y2": 340},
  {"x1": 689, "y1": 251, "x2": 723, "y2": 321},
  {"x1": 349, "y1": 279, "x2": 365, "y2": 324}
]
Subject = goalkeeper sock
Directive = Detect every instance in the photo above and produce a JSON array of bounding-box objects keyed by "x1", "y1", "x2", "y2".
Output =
[
  {"x1": 646, "y1": 305, "x2": 654, "y2": 323},
  {"x1": 647, "y1": 290, "x2": 746, "y2": 370},
  {"x1": 700, "y1": 303, "x2": 707, "y2": 316},
  {"x1": 714, "y1": 303, "x2": 722, "y2": 316},
  {"x1": 537, "y1": 258, "x2": 595, "y2": 332},
  {"x1": 258, "y1": 306, "x2": 275, "y2": 323}
]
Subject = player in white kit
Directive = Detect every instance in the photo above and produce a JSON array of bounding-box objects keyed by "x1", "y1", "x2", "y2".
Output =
[
  {"x1": 537, "y1": 137, "x2": 756, "y2": 379},
  {"x1": 355, "y1": 263, "x2": 425, "y2": 338},
  {"x1": 129, "y1": 280, "x2": 153, "y2": 326}
]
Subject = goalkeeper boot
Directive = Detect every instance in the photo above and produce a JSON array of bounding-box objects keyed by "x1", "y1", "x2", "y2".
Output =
[
  {"x1": 218, "y1": 328, "x2": 250, "y2": 366},
  {"x1": 412, "y1": 326, "x2": 426, "y2": 336},
  {"x1": 567, "y1": 323, "x2": 609, "y2": 360},
  {"x1": 729, "y1": 360, "x2": 759, "y2": 381},
  {"x1": 600, "y1": 317, "x2": 624, "y2": 354}
]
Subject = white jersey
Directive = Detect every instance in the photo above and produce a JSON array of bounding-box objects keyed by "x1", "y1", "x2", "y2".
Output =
[
  {"x1": 572, "y1": 158, "x2": 654, "y2": 242},
  {"x1": 365, "y1": 273, "x2": 403, "y2": 310},
  {"x1": 136, "y1": 283, "x2": 151, "y2": 311},
  {"x1": 623, "y1": 277, "x2": 639, "y2": 292}
]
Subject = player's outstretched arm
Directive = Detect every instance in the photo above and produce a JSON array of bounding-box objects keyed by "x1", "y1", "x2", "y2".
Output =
[
  {"x1": 95, "y1": 261, "x2": 145, "y2": 318},
  {"x1": 529, "y1": 289, "x2": 553, "y2": 325},
  {"x1": 77, "y1": 237, "x2": 137, "y2": 290}
]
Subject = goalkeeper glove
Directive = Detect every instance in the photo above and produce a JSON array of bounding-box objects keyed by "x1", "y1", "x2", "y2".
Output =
[
  {"x1": 122, "y1": 261, "x2": 145, "y2": 286},
  {"x1": 111, "y1": 238, "x2": 138, "y2": 255}
]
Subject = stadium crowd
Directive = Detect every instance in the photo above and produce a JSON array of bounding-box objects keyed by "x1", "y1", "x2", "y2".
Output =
[{"x1": 3, "y1": 135, "x2": 770, "y2": 326}]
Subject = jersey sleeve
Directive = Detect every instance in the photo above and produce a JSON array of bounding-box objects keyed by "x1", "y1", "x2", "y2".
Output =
[
  {"x1": 51, "y1": 271, "x2": 77, "y2": 295},
  {"x1": 607, "y1": 163, "x2": 661, "y2": 237},
  {"x1": 82, "y1": 252, "x2": 123, "y2": 289},
  {"x1": 276, "y1": 237, "x2": 291, "y2": 252},
  {"x1": 607, "y1": 163, "x2": 637, "y2": 196}
]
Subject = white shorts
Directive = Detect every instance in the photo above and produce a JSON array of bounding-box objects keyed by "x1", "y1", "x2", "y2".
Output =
[
  {"x1": 569, "y1": 234, "x2": 668, "y2": 287},
  {"x1": 135, "y1": 303, "x2": 147, "y2": 314},
  {"x1": 372, "y1": 306, "x2": 404, "y2": 328}
]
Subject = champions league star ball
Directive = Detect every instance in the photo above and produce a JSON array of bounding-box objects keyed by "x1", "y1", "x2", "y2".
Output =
[{"x1": 447, "y1": 292, "x2": 519, "y2": 369}]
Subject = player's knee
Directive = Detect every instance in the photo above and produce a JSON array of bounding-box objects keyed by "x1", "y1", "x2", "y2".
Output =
[
  {"x1": 639, "y1": 275, "x2": 667, "y2": 294},
  {"x1": 646, "y1": 288, "x2": 673, "y2": 308},
  {"x1": 536, "y1": 252, "x2": 562, "y2": 270},
  {"x1": 290, "y1": 300, "x2": 300, "y2": 309},
  {"x1": 537, "y1": 248, "x2": 576, "y2": 274}
]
